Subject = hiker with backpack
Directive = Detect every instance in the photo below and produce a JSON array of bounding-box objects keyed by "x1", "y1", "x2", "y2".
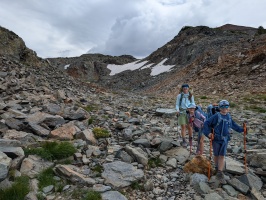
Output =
[
  {"x1": 176, "y1": 83, "x2": 195, "y2": 147},
  {"x1": 206, "y1": 103, "x2": 220, "y2": 119},
  {"x1": 203, "y1": 100, "x2": 244, "y2": 184},
  {"x1": 186, "y1": 103, "x2": 206, "y2": 154}
]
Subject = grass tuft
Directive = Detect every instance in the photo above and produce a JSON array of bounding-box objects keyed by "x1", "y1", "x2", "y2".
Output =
[
  {"x1": 37, "y1": 167, "x2": 57, "y2": 191},
  {"x1": 88, "y1": 117, "x2": 94, "y2": 125},
  {"x1": 84, "y1": 190, "x2": 102, "y2": 200},
  {"x1": 92, "y1": 127, "x2": 110, "y2": 139},
  {"x1": 0, "y1": 176, "x2": 30, "y2": 200},
  {"x1": 24, "y1": 141, "x2": 77, "y2": 161},
  {"x1": 37, "y1": 167, "x2": 66, "y2": 193},
  {"x1": 130, "y1": 181, "x2": 144, "y2": 191},
  {"x1": 83, "y1": 105, "x2": 98, "y2": 112},
  {"x1": 148, "y1": 157, "x2": 162, "y2": 168}
]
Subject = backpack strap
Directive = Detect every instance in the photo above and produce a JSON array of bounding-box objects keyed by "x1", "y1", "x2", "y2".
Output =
[
  {"x1": 215, "y1": 112, "x2": 222, "y2": 127},
  {"x1": 179, "y1": 93, "x2": 183, "y2": 107},
  {"x1": 215, "y1": 113, "x2": 232, "y2": 135},
  {"x1": 179, "y1": 92, "x2": 192, "y2": 107}
]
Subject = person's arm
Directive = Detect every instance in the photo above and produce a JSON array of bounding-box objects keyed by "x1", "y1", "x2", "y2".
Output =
[
  {"x1": 231, "y1": 120, "x2": 244, "y2": 133},
  {"x1": 203, "y1": 114, "x2": 217, "y2": 138},
  {"x1": 176, "y1": 94, "x2": 181, "y2": 112}
]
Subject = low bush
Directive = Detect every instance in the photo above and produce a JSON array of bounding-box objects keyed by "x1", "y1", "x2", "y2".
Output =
[
  {"x1": 84, "y1": 190, "x2": 102, "y2": 200},
  {"x1": 37, "y1": 167, "x2": 57, "y2": 191},
  {"x1": 24, "y1": 141, "x2": 77, "y2": 161},
  {"x1": 130, "y1": 181, "x2": 144, "y2": 191},
  {"x1": 92, "y1": 127, "x2": 110, "y2": 139},
  {"x1": 148, "y1": 157, "x2": 162, "y2": 169},
  {"x1": 0, "y1": 176, "x2": 30, "y2": 200}
]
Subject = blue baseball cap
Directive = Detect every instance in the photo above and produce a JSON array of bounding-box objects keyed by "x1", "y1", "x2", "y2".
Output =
[
  {"x1": 182, "y1": 84, "x2": 189, "y2": 88},
  {"x1": 219, "y1": 100, "x2": 229, "y2": 108}
]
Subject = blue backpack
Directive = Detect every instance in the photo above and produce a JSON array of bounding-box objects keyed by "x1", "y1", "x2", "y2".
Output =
[
  {"x1": 213, "y1": 112, "x2": 232, "y2": 141},
  {"x1": 207, "y1": 104, "x2": 220, "y2": 119},
  {"x1": 195, "y1": 105, "x2": 207, "y2": 118}
]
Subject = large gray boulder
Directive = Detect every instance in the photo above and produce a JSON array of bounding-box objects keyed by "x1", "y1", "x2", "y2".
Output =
[
  {"x1": 102, "y1": 161, "x2": 144, "y2": 188},
  {"x1": 0, "y1": 151, "x2": 11, "y2": 181}
]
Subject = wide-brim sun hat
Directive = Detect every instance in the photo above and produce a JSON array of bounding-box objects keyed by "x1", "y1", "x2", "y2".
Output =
[{"x1": 187, "y1": 103, "x2": 196, "y2": 109}]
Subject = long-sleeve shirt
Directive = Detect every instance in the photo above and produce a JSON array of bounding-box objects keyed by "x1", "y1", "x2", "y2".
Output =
[
  {"x1": 203, "y1": 112, "x2": 244, "y2": 141},
  {"x1": 175, "y1": 92, "x2": 195, "y2": 113}
]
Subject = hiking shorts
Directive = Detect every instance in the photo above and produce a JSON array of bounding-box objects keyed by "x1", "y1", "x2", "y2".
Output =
[
  {"x1": 178, "y1": 112, "x2": 188, "y2": 125},
  {"x1": 212, "y1": 140, "x2": 228, "y2": 156}
]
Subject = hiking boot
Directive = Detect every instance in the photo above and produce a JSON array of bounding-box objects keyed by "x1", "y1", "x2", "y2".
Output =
[
  {"x1": 216, "y1": 171, "x2": 226, "y2": 184},
  {"x1": 213, "y1": 167, "x2": 218, "y2": 175},
  {"x1": 181, "y1": 140, "x2": 188, "y2": 147}
]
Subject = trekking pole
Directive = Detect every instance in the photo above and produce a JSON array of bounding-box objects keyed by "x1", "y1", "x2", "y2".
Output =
[
  {"x1": 208, "y1": 128, "x2": 214, "y2": 181},
  {"x1": 188, "y1": 116, "x2": 193, "y2": 155},
  {"x1": 243, "y1": 121, "x2": 248, "y2": 174}
]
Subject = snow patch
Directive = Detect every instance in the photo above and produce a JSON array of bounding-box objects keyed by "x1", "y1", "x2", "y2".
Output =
[
  {"x1": 106, "y1": 58, "x2": 175, "y2": 76},
  {"x1": 107, "y1": 60, "x2": 148, "y2": 75},
  {"x1": 150, "y1": 58, "x2": 175, "y2": 76},
  {"x1": 64, "y1": 64, "x2": 70, "y2": 69}
]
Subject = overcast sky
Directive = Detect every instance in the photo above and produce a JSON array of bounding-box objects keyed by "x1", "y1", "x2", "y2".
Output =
[{"x1": 0, "y1": 0, "x2": 266, "y2": 59}]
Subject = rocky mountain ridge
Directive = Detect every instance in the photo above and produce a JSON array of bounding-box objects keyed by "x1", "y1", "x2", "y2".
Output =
[
  {"x1": 0, "y1": 25, "x2": 265, "y2": 200},
  {"x1": 46, "y1": 24, "x2": 266, "y2": 101}
]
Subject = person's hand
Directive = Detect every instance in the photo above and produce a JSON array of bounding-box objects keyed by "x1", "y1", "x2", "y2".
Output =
[
  {"x1": 176, "y1": 111, "x2": 180, "y2": 116},
  {"x1": 243, "y1": 120, "x2": 248, "y2": 134},
  {"x1": 208, "y1": 133, "x2": 214, "y2": 140}
]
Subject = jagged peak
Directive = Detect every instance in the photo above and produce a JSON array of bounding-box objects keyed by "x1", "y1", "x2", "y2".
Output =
[{"x1": 218, "y1": 23, "x2": 257, "y2": 31}]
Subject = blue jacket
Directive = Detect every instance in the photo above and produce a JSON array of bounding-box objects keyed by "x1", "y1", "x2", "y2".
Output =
[{"x1": 203, "y1": 112, "x2": 244, "y2": 141}]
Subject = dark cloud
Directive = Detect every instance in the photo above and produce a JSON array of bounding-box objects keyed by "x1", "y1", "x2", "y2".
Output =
[{"x1": 0, "y1": 0, "x2": 266, "y2": 58}]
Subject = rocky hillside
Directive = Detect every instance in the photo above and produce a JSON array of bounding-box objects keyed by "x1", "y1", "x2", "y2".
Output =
[
  {"x1": 45, "y1": 24, "x2": 266, "y2": 101},
  {"x1": 0, "y1": 25, "x2": 266, "y2": 200},
  {"x1": 140, "y1": 24, "x2": 266, "y2": 98},
  {"x1": 101, "y1": 24, "x2": 266, "y2": 99},
  {"x1": 48, "y1": 54, "x2": 136, "y2": 82}
]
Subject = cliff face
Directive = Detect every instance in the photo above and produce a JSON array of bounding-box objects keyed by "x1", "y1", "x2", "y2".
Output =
[
  {"x1": 0, "y1": 26, "x2": 42, "y2": 66},
  {"x1": 97, "y1": 25, "x2": 266, "y2": 98}
]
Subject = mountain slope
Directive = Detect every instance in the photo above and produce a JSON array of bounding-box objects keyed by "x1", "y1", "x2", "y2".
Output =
[{"x1": 100, "y1": 25, "x2": 266, "y2": 98}]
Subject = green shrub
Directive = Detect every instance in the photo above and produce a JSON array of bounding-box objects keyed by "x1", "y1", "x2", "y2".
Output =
[
  {"x1": 38, "y1": 167, "x2": 66, "y2": 192},
  {"x1": 92, "y1": 164, "x2": 103, "y2": 173},
  {"x1": 84, "y1": 105, "x2": 98, "y2": 112},
  {"x1": 71, "y1": 188, "x2": 85, "y2": 199},
  {"x1": 88, "y1": 117, "x2": 94, "y2": 125},
  {"x1": 0, "y1": 176, "x2": 30, "y2": 200},
  {"x1": 37, "y1": 167, "x2": 57, "y2": 190},
  {"x1": 92, "y1": 127, "x2": 110, "y2": 139},
  {"x1": 24, "y1": 141, "x2": 77, "y2": 161},
  {"x1": 148, "y1": 157, "x2": 162, "y2": 168},
  {"x1": 84, "y1": 190, "x2": 102, "y2": 200},
  {"x1": 130, "y1": 181, "x2": 144, "y2": 191}
]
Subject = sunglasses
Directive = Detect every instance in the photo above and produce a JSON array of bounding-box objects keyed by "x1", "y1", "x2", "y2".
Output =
[
  {"x1": 182, "y1": 87, "x2": 188, "y2": 89},
  {"x1": 220, "y1": 105, "x2": 229, "y2": 109}
]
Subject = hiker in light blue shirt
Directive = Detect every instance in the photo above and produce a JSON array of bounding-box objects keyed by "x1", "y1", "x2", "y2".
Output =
[{"x1": 176, "y1": 83, "x2": 195, "y2": 147}]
